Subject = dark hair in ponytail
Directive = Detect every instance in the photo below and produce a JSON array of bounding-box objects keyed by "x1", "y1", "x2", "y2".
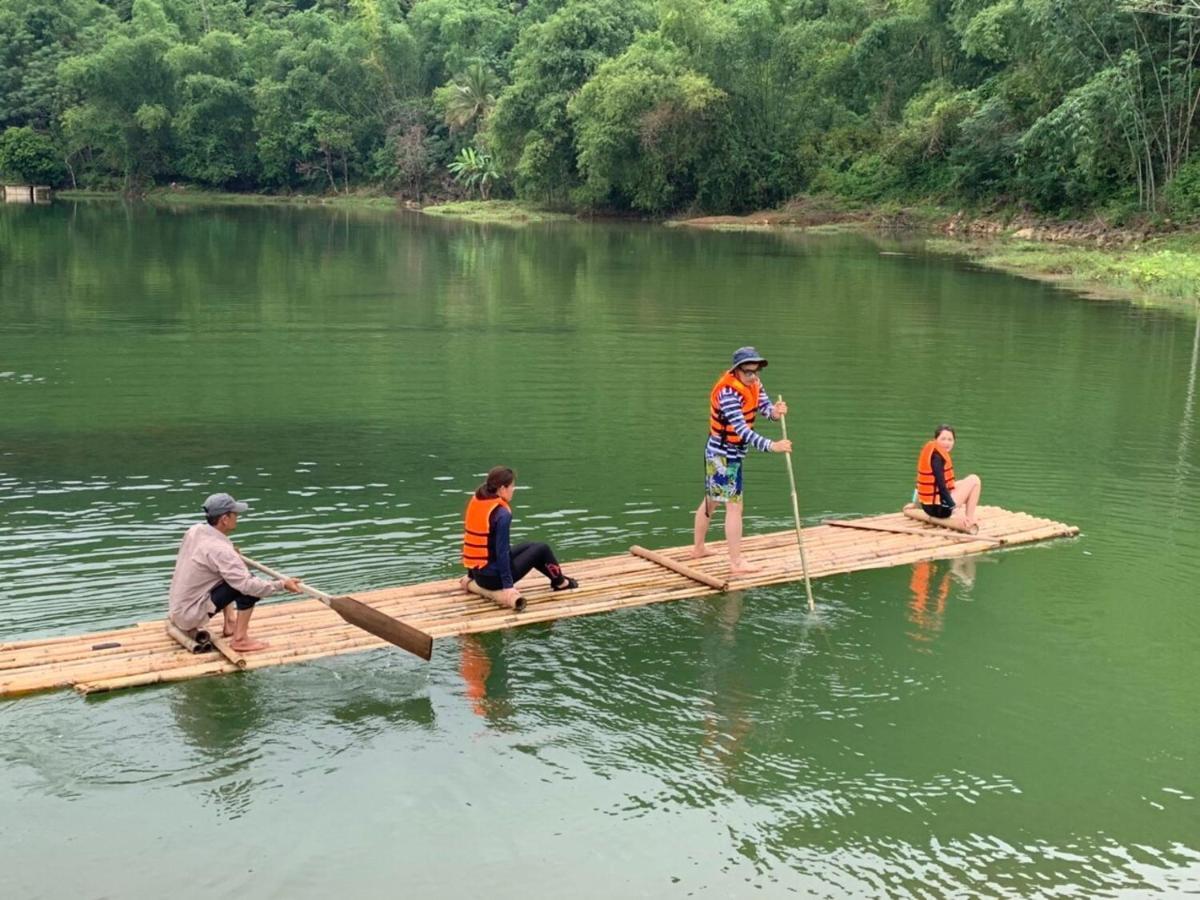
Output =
[
  {"x1": 476, "y1": 466, "x2": 515, "y2": 499},
  {"x1": 933, "y1": 423, "x2": 956, "y2": 439}
]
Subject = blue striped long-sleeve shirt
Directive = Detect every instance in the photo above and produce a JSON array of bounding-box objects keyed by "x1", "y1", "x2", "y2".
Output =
[{"x1": 705, "y1": 385, "x2": 776, "y2": 460}]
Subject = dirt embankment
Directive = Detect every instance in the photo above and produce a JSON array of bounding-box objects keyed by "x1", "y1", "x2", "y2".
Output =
[
  {"x1": 678, "y1": 196, "x2": 1187, "y2": 246},
  {"x1": 939, "y1": 212, "x2": 1167, "y2": 246}
]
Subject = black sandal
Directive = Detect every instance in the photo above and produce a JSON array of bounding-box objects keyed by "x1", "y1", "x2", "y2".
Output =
[{"x1": 551, "y1": 576, "x2": 578, "y2": 592}]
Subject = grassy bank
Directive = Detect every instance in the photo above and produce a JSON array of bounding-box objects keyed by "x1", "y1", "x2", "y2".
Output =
[
  {"x1": 928, "y1": 234, "x2": 1200, "y2": 312},
  {"x1": 420, "y1": 200, "x2": 574, "y2": 224}
]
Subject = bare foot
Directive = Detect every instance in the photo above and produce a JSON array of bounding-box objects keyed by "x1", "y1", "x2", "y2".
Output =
[
  {"x1": 223, "y1": 626, "x2": 235, "y2": 638},
  {"x1": 458, "y1": 574, "x2": 471, "y2": 593},
  {"x1": 690, "y1": 547, "x2": 712, "y2": 559},
  {"x1": 229, "y1": 638, "x2": 270, "y2": 652},
  {"x1": 728, "y1": 560, "x2": 761, "y2": 576}
]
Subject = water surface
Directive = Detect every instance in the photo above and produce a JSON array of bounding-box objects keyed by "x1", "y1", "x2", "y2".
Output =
[{"x1": 1, "y1": 202, "x2": 1197, "y2": 897}]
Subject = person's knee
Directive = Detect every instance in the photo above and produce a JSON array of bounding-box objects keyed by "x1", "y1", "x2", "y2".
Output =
[
  {"x1": 526, "y1": 542, "x2": 554, "y2": 563},
  {"x1": 234, "y1": 594, "x2": 260, "y2": 611}
]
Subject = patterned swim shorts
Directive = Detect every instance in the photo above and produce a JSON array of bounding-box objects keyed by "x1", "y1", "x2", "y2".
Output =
[{"x1": 704, "y1": 454, "x2": 743, "y2": 504}]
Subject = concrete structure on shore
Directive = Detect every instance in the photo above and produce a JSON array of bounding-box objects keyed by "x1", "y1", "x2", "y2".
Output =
[{"x1": 2, "y1": 185, "x2": 51, "y2": 203}]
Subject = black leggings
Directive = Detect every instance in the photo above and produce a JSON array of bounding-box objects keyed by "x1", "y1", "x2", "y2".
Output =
[
  {"x1": 921, "y1": 503, "x2": 953, "y2": 520},
  {"x1": 210, "y1": 581, "x2": 261, "y2": 612},
  {"x1": 473, "y1": 542, "x2": 564, "y2": 590}
]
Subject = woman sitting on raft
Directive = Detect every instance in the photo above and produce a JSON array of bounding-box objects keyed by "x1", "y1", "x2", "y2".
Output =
[
  {"x1": 910, "y1": 424, "x2": 983, "y2": 531},
  {"x1": 461, "y1": 466, "x2": 578, "y2": 606}
]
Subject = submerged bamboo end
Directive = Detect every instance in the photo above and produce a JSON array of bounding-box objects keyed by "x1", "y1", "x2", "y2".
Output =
[
  {"x1": 465, "y1": 580, "x2": 526, "y2": 611},
  {"x1": 165, "y1": 621, "x2": 214, "y2": 655}
]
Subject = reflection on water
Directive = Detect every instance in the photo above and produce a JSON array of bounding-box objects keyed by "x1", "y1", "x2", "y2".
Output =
[
  {"x1": 1, "y1": 202, "x2": 1198, "y2": 896},
  {"x1": 906, "y1": 557, "x2": 976, "y2": 649}
]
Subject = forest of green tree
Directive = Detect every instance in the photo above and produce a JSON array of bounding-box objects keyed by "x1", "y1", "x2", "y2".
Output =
[{"x1": 2, "y1": 0, "x2": 1200, "y2": 219}]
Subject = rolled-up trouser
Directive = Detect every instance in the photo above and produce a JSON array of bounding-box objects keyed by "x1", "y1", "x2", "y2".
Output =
[
  {"x1": 210, "y1": 580, "x2": 261, "y2": 612},
  {"x1": 472, "y1": 542, "x2": 563, "y2": 590}
]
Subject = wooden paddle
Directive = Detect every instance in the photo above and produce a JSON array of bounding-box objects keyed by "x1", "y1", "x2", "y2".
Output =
[
  {"x1": 240, "y1": 553, "x2": 433, "y2": 661},
  {"x1": 778, "y1": 396, "x2": 815, "y2": 611}
]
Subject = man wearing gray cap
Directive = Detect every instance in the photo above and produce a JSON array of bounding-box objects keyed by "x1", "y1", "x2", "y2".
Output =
[
  {"x1": 693, "y1": 347, "x2": 791, "y2": 574},
  {"x1": 168, "y1": 492, "x2": 301, "y2": 652}
]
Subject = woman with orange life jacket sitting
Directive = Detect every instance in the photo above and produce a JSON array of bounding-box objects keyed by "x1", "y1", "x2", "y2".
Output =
[
  {"x1": 912, "y1": 424, "x2": 983, "y2": 531},
  {"x1": 460, "y1": 466, "x2": 578, "y2": 607}
]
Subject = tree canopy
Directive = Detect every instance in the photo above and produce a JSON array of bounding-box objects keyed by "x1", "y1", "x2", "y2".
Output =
[{"x1": 2, "y1": 0, "x2": 1199, "y2": 218}]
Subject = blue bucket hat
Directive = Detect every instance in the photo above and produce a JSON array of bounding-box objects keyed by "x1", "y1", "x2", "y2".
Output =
[{"x1": 730, "y1": 346, "x2": 768, "y2": 371}]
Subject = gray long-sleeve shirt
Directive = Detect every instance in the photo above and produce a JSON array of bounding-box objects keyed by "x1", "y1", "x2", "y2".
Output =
[{"x1": 167, "y1": 523, "x2": 280, "y2": 631}]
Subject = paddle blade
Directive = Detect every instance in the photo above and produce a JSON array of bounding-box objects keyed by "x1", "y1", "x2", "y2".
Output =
[{"x1": 329, "y1": 596, "x2": 433, "y2": 660}]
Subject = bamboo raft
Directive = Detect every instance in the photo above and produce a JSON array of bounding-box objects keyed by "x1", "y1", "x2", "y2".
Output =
[{"x1": 0, "y1": 506, "x2": 1076, "y2": 698}]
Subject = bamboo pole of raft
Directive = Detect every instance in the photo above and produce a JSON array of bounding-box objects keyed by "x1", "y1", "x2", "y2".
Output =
[
  {"x1": 630, "y1": 545, "x2": 729, "y2": 591},
  {"x1": 901, "y1": 503, "x2": 979, "y2": 534},
  {"x1": 778, "y1": 397, "x2": 816, "y2": 612},
  {"x1": 465, "y1": 579, "x2": 526, "y2": 611},
  {"x1": 826, "y1": 519, "x2": 1007, "y2": 545},
  {"x1": 208, "y1": 633, "x2": 248, "y2": 669},
  {"x1": 164, "y1": 622, "x2": 213, "y2": 654}
]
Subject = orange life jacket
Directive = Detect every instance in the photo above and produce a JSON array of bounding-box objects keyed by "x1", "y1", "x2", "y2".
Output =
[
  {"x1": 916, "y1": 440, "x2": 955, "y2": 506},
  {"x1": 462, "y1": 495, "x2": 510, "y2": 569},
  {"x1": 709, "y1": 371, "x2": 761, "y2": 447}
]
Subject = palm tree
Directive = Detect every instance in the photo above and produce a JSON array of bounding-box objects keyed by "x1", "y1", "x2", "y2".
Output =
[
  {"x1": 448, "y1": 147, "x2": 500, "y2": 199},
  {"x1": 440, "y1": 63, "x2": 499, "y2": 135}
]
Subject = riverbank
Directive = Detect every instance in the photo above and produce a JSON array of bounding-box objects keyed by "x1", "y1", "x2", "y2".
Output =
[
  {"x1": 419, "y1": 200, "x2": 574, "y2": 224},
  {"x1": 927, "y1": 235, "x2": 1200, "y2": 310},
  {"x1": 57, "y1": 187, "x2": 407, "y2": 209},
  {"x1": 675, "y1": 196, "x2": 1200, "y2": 315},
  {"x1": 54, "y1": 189, "x2": 569, "y2": 225}
]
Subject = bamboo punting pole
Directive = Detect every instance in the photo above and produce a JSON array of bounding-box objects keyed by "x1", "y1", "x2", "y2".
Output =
[
  {"x1": 778, "y1": 397, "x2": 815, "y2": 612},
  {"x1": 629, "y1": 545, "x2": 729, "y2": 590}
]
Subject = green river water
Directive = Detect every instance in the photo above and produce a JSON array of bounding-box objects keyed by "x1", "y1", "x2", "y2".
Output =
[{"x1": 0, "y1": 201, "x2": 1197, "y2": 898}]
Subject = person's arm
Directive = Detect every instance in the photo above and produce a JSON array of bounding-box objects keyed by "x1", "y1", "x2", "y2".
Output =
[
  {"x1": 209, "y1": 544, "x2": 282, "y2": 597},
  {"x1": 930, "y1": 452, "x2": 955, "y2": 508},
  {"x1": 491, "y1": 507, "x2": 515, "y2": 589},
  {"x1": 718, "y1": 388, "x2": 774, "y2": 452},
  {"x1": 757, "y1": 387, "x2": 775, "y2": 421}
]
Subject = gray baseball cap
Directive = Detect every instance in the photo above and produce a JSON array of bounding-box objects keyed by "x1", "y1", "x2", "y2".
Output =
[{"x1": 203, "y1": 492, "x2": 248, "y2": 517}]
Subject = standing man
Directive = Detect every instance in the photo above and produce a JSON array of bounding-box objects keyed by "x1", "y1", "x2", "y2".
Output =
[
  {"x1": 692, "y1": 347, "x2": 791, "y2": 574},
  {"x1": 168, "y1": 492, "x2": 301, "y2": 653}
]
